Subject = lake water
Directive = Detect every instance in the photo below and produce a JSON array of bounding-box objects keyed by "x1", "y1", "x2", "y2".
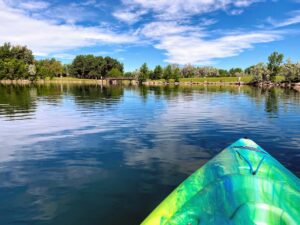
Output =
[{"x1": 0, "y1": 84, "x2": 299, "y2": 225}]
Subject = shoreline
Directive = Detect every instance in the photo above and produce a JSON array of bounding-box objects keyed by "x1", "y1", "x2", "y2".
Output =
[{"x1": 0, "y1": 78, "x2": 299, "y2": 91}]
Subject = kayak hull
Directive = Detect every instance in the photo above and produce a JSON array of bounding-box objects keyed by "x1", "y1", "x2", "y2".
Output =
[{"x1": 141, "y1": 138, "x2": 300, "y2": 225}]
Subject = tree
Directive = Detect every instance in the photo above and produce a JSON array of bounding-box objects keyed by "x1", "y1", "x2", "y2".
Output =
[
  {"x1": 229, "y1": 68, "x2": 243, "y2": 77},
  {"x1": 11, "y1": 45, "x2": 34, "y2": 64},
  {"x1": 70, "y1": 55, "x2": 123, "y2": 79},
  {"x1": 0, "y1": 58, "x2": 28, "y2": 80},
  {"x1": 0, "y1": 43, "x2": 13, "y2": 60},
  {"x1": 268, "y1": 52, "x2": 284, "y2": 82},
  {"x1": 138, "y1": 63, "x2": 149, "y2": 82},
  {"x1": 124, "y1": 72, "x2": 133, "y2": 77},
  {"x1": 163, "y1": 65, "x2": 172, "y2": 81},
  {"x1": 152, "y1": 65, "x2": 163, "y2": 80},
  {"x1": 249, "y1": 63, "x2": 270, "y2": 82},
  {"x1": 219, "y1": 69, "x2": 229, "y2": 77},
  {"x1": 107, "y1": 68, "x2": 123, "y2": 77},
  {"x1": 280, "y1": 59, "x2": 300, "y2": 83},
  {"x1": 181, "y1": 64, "x2": 195, "y2": 78},
  {"x1": 173, "y1": 67, "x2": 180, "y2": 82},
  {"x1": 201, "y1": 67, "x2": 219, "y2": 77},
  {"x1": 102, "y1": 56, "x2": 123, "y2": 77},
  {"x1": 36, "y1": 59, "x2": 63, "y2": 79}
]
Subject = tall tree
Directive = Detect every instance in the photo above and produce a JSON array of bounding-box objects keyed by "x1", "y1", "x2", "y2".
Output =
[
  {"x1": 163, "y1": 65, "x2": 172, "y2": 81},
  {"x1": 250, "y1": 63, "x2": 270, "y2": 82},
  {"x1": 268, "y1": 51, "x2": 284, "y2": 82},
  {"x1": 152, "y1": 65, "x2": 163, "y2": 80},
  {"x1": 138, "y1": 63, "x2": 149, "y2": 82},
  {"x1": 229, "y1": 68, "x2": 243, "y2": 77},
  {"x1": 280, "y1": 59, "x2": 300, "y2": 83}
]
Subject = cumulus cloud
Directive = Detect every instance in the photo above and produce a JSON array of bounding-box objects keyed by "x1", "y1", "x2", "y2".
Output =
[
  {"x1": 0, "y1": 0, "x2": 288, "y2": 65},
  {"x1": 138, "y1": 21, "x2": 281, "y2": 65},
  {"x1": 0, "y1": 0, "x2": 137, "y2": 56},
  {"x1": 154, "y1": 32, "x2": 281, "y2": 65},
  {"x1": 112, "y1": 0, "x2": 280, "y2": 65}
]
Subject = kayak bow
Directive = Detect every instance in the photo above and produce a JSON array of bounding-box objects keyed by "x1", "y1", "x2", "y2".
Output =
[{"x1": 141, "y1": 138, "x2": 300, "y2": 225}]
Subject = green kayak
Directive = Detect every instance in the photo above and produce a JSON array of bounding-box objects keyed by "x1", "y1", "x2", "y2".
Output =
[{"x1": 141, "y1": 138, "x2": 300, "y2": 225}]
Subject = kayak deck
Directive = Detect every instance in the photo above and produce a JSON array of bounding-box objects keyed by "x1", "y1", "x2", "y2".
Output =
[{"x1": 141, "y1": 138, "x2": 300, "y2": 225}]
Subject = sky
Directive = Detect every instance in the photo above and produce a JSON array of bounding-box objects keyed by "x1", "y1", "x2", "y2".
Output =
[{"x1": 0, "y1": 0, "x2": 300, "y2": 71}]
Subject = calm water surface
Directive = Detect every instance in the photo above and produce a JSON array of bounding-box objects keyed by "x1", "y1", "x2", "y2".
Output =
[{"x1": 0, "y1": 84, "x2": 299, "y2": 225}]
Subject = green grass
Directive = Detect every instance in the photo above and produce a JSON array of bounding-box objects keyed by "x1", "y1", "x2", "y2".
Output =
[
  {"x1": 51, "y1": 77, "x2": 97, "y2": 82},
  {"x1": 48, "y1": 76, "x2": 286, "y2": 84},
  {"x1": 147, "y1": 76, "x2": 253, "y2": 83},
  {"x1": 147, "y1": 76, "x2": 285, "y2": 83}
]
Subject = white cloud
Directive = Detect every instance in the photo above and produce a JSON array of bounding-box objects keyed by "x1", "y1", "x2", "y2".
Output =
[
  {"x1": 113, "y1": 9, "x2": 146, "y2": 24},
  {"x1": 19, "y1": 0, "x2": 49, "y2": 10},
  {"x1": 116, "y1": 0, "x2": 260, "y2": 21},
  {"x1": 268, "y1": 10, "x2": 300, "y2": 27},
  {"x1": 0, "y1": 1, "x2": 138, "y2": 57},
  {"x1": 138, "y1": 21, "x2": 204, "y2": 38},
  {"x1": 157, "y1": 32, "x2": 280, "y2": 65},
  {"x1": 138, "y1": 21, "x2": 281, "y2": 65},
  {"x1": 112, "y1": 0, "x2": 278, "y2": 65}
]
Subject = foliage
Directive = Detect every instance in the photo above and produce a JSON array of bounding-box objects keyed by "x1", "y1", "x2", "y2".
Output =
[
  {"x1": 107, "y1": 68, "x2": 123, "y2": 77},
  {"x1": 0, "y1": 58, "x2": 29, "y2": 80},
  {"x1": 0, "y1": 43, "x2": 299, "y2": 84},
  {"x1": 268, "y1": 51, "x2": 284, "y2": 82},
  {"x1": 70, "y1": 55, "x2": 123, "y2": 79},
  {"x1": 0, "y1": 43, "x2": 33, "y2": 80},
  {"x1": 173, "y1": 67, "x2": 180, "y2": 82},
  {"x1": 229, "y1": 68, "x2": 243, "y2": 77},
  {"x1": 0, "y1": 42, "x2": 34, "y2": 64},
  {"x1": 199, "y1": 67, "x2": 219, "y2": 77},
  {"x1": 152, "y1": 65, "x2": 163, "y2": 80},
  {"x1": 219, "y1": 69, "x2": 229, "y2": 77},
  {"x1": 124, "y1": 72, "x2": 133, "y2": 77},
  {"x1": 181, "y1": 64, "x2": 195, "y2": 78},
  {"x1": 280, "y1": 59, "x2": 300, "y2": 83},
  {"x1": 249, "y1": 63, "x2": 270, "y2": 82},
  {"x1": 137, "y1": 63, "x2": 149, "y2": 82},
  {"x1": 163, "y1": 65, "x2": 172, "y2": 81},
  {"x1": 36, "y1": 58, "x2": 63, "y2": 80}
]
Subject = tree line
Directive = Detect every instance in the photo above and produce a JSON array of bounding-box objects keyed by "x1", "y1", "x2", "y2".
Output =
[
  {"x1": 130, "y1": 52, "x2": 300, "y2": 83},
  {"x1": 0, "y1": 43, "x2": 123, "y2": 80},
  {"x1": 0, "y1": 43, "x2": 299, "y2": 83}
]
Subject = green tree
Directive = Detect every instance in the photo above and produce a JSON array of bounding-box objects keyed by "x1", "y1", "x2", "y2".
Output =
[
  {"x1": 219, "y1": 69, "x2": 229, "y2": 77},
  {"x1": 268, "y1": 51, "x2": 284, "y2": 82},
  {"x1": 281, "y1": 59, "x2": 300, "y2": 83},
  {"x1": 70, "y1": 55, "x2": 123, "y2": 79},
  {"x1": 36, "y1": 58, "x2": 63, "y2": 79},
  {"x1": 250, "y1": 63, "x2": 270, "y2": 82},
  {"x1": 0, "y1": 43, "x2": 13, "y2": 60},
  {"x1": 11, "y1": 45, "x2": 34, "y2": 64},
  {"x1": 0, "y1": 58, "x2": 28, "y2": 80},
  {"x1": 229, "y1": 68, "x2": 243, "y2": 77},
  {"x1": 124, "y1": 72, "x2": 133, "y2": 77},
  {"x1": 163, "y1": 65, "x2": 172, "y2": 81},
  {"x1": 173, "y1": 67, "x2": 180, "y2": 82},
  {"x1": 152, "y1": 65, "x2": 163, "y2": 80},
  {"x1": 107, "y1": 68, "x2": 123, "y2": 77},
  {"x1": 138, "y1": 63, "x2": 149, "y2": 82}
]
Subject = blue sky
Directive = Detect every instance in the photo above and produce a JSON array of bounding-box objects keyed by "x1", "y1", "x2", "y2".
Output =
[{"x1": 0, "y1": 0, "x2": 300, "y2": 71}]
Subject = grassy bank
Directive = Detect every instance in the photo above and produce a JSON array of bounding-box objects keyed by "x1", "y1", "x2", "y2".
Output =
[
  {"x1": 146, "y1": 76, "x2": 285, "y2": 83},
  {"x1": 0, "y1": 76, "x2": 286, "y2": 85}
]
